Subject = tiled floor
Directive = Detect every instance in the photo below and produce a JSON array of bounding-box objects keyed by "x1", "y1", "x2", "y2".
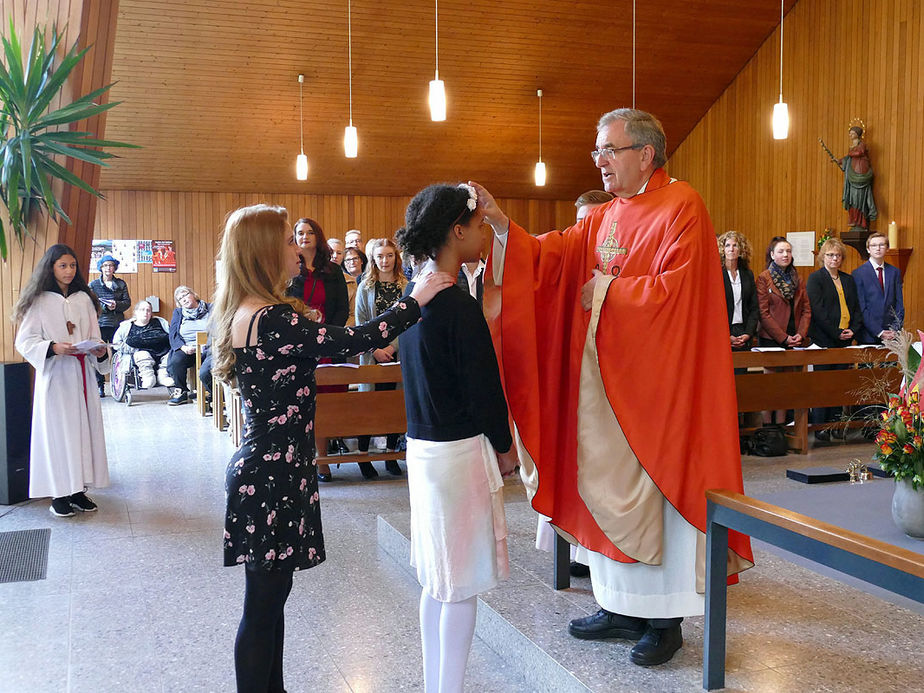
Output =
[{"x1": 1, "y1": 390, "x2": 922, "y2": 692}]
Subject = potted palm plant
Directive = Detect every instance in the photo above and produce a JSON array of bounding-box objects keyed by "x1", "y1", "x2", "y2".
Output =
[{"x1": 0, "y1": 21, "x2": 136, "y2": 259}]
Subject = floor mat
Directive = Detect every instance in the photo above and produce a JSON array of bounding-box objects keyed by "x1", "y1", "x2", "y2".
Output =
[{"x1": 0, "y1": 528, "x2": 51, "y2": 583}]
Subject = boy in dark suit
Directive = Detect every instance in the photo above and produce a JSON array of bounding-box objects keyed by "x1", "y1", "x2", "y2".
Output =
[{"x1": 851, "y1": 232, "x2": 904, "y2": 344}]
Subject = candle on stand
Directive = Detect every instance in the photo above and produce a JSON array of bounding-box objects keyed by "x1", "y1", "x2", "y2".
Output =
[{"x1": 888, "y1": 221, "x2": 899, "y2": 248}]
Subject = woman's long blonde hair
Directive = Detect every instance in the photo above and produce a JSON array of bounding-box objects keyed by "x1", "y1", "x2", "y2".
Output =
[
  {"x1": 211, "y1": 204, "x2": 306, "y2": 381},
  {"x1": 363, "y1": 237, "x2": 407, "y2": 290}
]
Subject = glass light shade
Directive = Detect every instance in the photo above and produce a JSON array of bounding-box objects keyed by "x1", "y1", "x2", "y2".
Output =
[
  {"x1": 534, "y1": 161, "x2": 547, "y2": 187},
  {"x1": 296, "y1": 153, "x2": 309, "y2": 180},
  {"x1": 344, "y1": 125, "x2": 358, "y2": 158},
  {"x1": 429, "y1": 79, "x2": 446, "y2": 121},
  {"x1": 772, "y1": 101, "x2": 789, "y2": 140}
]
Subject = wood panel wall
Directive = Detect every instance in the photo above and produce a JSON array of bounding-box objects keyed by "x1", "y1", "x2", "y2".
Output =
[
  {"x1": 668, "y1": 0, "x2": 923, "y2": 320},
  {"x1": 91, "y1": 190, "x2": 578, "y2": 319},
  {"x1": 0, "y1": 0, "x2": 118, "y2": 363}
]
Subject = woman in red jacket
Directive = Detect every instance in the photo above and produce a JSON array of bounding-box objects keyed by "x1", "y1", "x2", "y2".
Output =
[{"x1": 756, "y1": 236, "x2": 812, "y2": 424}]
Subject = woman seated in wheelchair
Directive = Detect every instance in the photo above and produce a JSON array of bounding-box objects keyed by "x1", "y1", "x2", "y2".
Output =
[{"x1": 112, "y1": 300, "x2": 173, "y2": 389}]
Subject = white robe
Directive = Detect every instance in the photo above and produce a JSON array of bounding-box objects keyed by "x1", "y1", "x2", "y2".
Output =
[{"x1": 15, "y1": 291, "x2": 110, "y2": 499}]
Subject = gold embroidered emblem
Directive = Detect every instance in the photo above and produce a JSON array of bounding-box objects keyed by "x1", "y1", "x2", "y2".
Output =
[{"x1": 596, "y1": 221, "x2": 628, "y2": 273}]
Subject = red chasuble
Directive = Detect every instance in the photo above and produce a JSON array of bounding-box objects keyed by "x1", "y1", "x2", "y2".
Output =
[{"x1": 490, "y1": 168, "x2": 753, "y2": 575}]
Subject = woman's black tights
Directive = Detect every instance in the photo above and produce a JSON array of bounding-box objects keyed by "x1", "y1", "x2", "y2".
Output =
[{"x1": 235, "y1": 567, "x2": 294, "y2": 693}]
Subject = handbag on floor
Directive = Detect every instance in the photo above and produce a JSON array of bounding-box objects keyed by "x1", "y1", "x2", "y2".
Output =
[{"x1": 747, "y1": 425, "x2": 788, "y2": 457}]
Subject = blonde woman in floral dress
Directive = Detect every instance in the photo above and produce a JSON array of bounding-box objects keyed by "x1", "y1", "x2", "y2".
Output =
[{"x1": 211, "y1": 204, "x2": 452, "y2": 693}]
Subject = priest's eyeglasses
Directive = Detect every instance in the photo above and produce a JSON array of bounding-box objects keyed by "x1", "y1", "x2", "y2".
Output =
[{"x1": 591, "y1": 144, "x2": 643, "y2": 163}]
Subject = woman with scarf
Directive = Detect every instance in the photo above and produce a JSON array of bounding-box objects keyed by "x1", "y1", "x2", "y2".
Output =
[
  {"x1": 167, "y1": 285, "x2": 212, "y2": 405},
  {"x1": 756, "y1": 236, "x2": 812, "y2": 424}
]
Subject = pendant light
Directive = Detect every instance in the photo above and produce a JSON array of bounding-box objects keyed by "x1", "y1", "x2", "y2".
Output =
[
  {"x1": 428, "y1": 0, "x2": 446, "y2": 121},
  {"x1": 344, "y1": 0, "x2": 358, "y2": 157},
  {"x1": 296, "y1": 74, "x2": 309, "y2": 180},
  {"x1": 632, "y1": 0, "x2": 636, "y2": 108},
  {"x1": 534, "y1": 89, "x2": 546, "y2": 187},
  {"x1": 772, "y1": 0, "x2": 789, "y2": 140}
]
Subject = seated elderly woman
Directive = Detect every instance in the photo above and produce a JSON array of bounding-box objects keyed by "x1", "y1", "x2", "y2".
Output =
[
  {"x1": 167, "y1": 285, "x2": 212, "y2": 405},
  {"x1": 113, "y1": 300, "x2": 174, "y2": 389}
]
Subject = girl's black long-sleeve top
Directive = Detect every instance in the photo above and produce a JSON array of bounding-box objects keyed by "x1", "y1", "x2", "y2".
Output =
[{"x1": 398, "y1": 284, "x2": 512, "y2": 454}]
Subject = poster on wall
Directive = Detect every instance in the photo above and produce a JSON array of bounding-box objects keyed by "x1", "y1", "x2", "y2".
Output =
[
  {"x1": 111, "y1": 240, "x2": 138, "y2": 273},
  {"x1": 786, "y1": 231, "x2": 816, "y2": 267},
  {"x1": 152, "y1": 240, "x2": 177, "y2": 273},
  {"x1": 89, "y1": 240, "x2": 112, "y2": 272},
  {"x1": 136, "y1": 240, "x2": 153, "y2": 264}
]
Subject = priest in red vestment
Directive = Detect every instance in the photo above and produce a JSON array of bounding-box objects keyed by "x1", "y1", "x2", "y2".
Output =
[{"x1": 472, "y1": 108, "x2": 753, "y2": 667}]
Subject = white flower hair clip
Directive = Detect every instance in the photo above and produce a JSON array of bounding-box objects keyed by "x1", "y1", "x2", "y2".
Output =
[{"x1": 459, "y1": 183, "x2": 478, "y2": 211}]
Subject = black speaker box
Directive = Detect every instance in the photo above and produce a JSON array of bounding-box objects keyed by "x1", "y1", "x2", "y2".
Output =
[{"x1": 0, "y1": 362, "x2": 31, "y2": 505}]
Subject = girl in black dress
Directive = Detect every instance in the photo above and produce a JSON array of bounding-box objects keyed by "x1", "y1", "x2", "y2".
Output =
[{"x1": 211, "y1": 204, "x2": 453, "y2": 693}]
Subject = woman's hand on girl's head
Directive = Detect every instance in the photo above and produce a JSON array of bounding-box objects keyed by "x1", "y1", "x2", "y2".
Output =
[{"x1": 409, "y1": 271, "x2": 455, "y2": 307}]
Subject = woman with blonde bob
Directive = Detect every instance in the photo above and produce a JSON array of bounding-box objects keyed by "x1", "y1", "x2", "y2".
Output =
[
  {"x1": 212, "y1": 204, "x2": 453, "y2": 693},
  {"x1": 806, "y1": 237, "x2": 863, "y2": 440}
]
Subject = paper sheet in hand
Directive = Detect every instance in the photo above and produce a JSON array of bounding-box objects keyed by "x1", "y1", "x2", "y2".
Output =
[{"x1": 72, "y1": 340, "x2": 107, "y2": 354}]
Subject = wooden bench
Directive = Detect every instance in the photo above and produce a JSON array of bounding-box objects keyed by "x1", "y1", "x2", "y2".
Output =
[
  {"x1": 212, "y1": 374, "x2": 228, "y2": 431},
  {"x1": 194, "y1": 330, "x2": 209, "y2": 416},
  {"x1": 314, "y1": 364, "x2": 406, "y2": 466},
  {"x1": 703, "y1": 489, "x2": 924, "y2": 690},
  {"x1": 733, "y1": 347, "x2": 901, "y2": 454}
]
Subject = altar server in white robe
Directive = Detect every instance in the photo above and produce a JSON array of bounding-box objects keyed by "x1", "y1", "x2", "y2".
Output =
[{"x1": 14, "y1": 244, "x2": 110, "y2": 518}]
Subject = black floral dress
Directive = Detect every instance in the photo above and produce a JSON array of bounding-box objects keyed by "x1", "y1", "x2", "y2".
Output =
[{"x1": 223, "y1": 298, "x2": 421, "y2": 572}]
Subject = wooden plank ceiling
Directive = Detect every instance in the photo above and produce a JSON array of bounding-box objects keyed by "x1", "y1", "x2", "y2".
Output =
[{"x1": 99, "y1": 0, "x2": 798, "y2": 199}]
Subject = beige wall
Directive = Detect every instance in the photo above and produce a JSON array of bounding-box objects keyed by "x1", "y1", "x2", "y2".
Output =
[
  {"x1": 90, "y1": 191, "x2": 578, "y2": 320},
  {"x1": 669, "y1": 0, "x2": 922, "y2": 310}
]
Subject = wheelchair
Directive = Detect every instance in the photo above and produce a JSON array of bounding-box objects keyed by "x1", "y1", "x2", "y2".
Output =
[{"x1": 111, "y1": 350, "x2": 168, "y2": 406}]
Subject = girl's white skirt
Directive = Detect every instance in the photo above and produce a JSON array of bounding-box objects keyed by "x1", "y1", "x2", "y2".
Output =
[{"x1": 406, "y1": 434, "x2": 509, "y2": 603}]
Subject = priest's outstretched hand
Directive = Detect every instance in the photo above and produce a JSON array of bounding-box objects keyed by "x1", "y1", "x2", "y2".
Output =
[
  {"x1": 468, "y1": 181, "x2": 509, "y2": 234},
  {"x1": 581, "y1": 269, "x2": 605, "y2": 311}
]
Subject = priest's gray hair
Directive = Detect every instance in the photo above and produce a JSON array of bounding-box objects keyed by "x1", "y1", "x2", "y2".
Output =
[{"x1": 597, "y1": 108, "x2": 667, "y2": 169}]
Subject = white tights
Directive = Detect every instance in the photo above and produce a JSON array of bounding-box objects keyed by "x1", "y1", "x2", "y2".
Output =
[{"x1": 419, "y1": 591, "x2": 477, "y2": 693}]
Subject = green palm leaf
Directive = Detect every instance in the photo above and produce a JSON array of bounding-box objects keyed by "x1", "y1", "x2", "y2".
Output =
[{"x1": 0, "y1": 20, "x2": 138, "y2": 258}]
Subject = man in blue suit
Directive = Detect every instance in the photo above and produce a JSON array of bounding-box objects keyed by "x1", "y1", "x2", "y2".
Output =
[{"x1": 852, "y1": 232, "x2": 904, "y2": 344}]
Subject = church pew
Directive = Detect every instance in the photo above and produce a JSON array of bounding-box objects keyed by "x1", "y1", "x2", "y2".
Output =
[
  {"x1": 314, "y1": 364, "x2": 406, "y2": 466},
  {"x1": 733, "y1": 347, "x2": 901, "y2": 454},
  {"x1": 703, "y1": 489, "x2": 924, "y2": 690}
]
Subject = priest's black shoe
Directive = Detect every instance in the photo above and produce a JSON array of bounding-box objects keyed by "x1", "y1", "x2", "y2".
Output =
[
  {"x1": 569, "y1": 561, "x2": 590, "y2": 577},
  {"x1": 568, "y1": 609, "x2": 646, "y2": 641},
  {"x1": 629, "y1": 624, "x2": 683, "y2": 666}
]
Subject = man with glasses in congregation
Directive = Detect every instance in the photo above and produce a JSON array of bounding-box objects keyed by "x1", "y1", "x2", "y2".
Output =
[{"x1": 471, "y1": 108, "x2": 753, "y2": 667}]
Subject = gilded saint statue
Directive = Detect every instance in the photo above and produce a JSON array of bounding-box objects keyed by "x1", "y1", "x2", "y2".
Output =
[{"x1": 820, "y1": 122, "x2": 878, "y2": 231}]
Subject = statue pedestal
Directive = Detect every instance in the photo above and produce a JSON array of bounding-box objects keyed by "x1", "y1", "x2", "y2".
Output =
[
  {"x1": 884, "y1": 248, "x2": 913, "y2": 281},
  {"x1": 841, "y1": 228, "x2": 872, "y2": 260}
]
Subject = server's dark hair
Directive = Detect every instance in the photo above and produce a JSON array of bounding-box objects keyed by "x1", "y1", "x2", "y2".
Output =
[
  {"x1": 395, "y1": 184, "x2": 476, "y2": 260},
  {"x1": 13, "y1": 244, "x2": 99, "y2": 324}
]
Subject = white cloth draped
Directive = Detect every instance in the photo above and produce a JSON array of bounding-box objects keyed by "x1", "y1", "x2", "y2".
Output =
[{"x1": 407, "y1": 434, "x2": 509, "y2": 602}]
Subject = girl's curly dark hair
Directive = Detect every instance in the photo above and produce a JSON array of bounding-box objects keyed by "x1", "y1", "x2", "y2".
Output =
[{"x1": 394, "y1": 184, "x2": 476, "y2": 261}]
